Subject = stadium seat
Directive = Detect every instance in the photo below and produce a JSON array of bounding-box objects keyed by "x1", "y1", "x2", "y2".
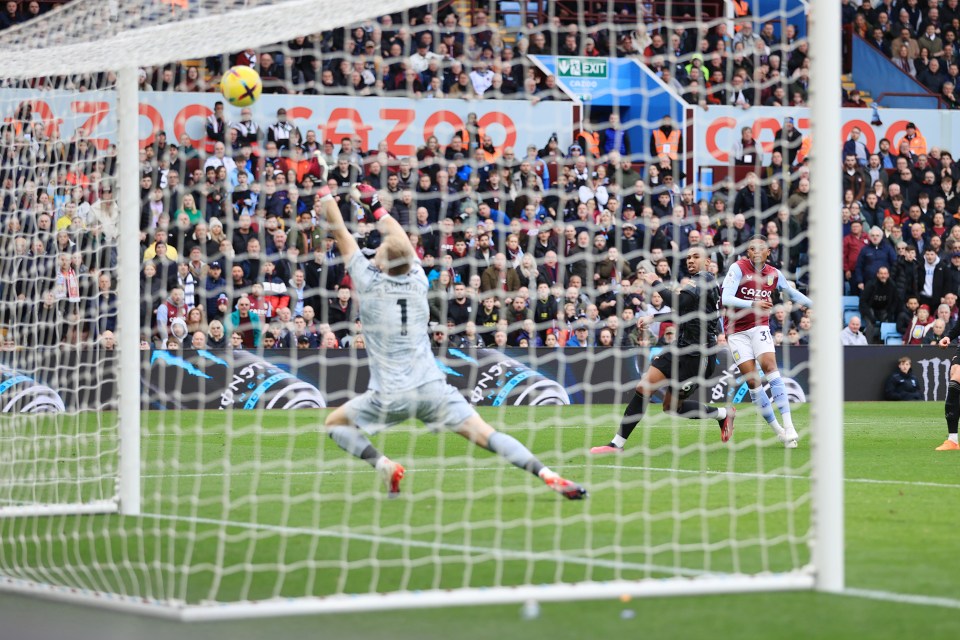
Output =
[
  {"x1": 880, "y1": 322, "x2": 900, "y2": 343},
  {"x1": 842, "y1": 296, "x2": 859, "y2": 312},
  {"x1": 885, "y1": 335, "x2": 904, "y2": 345},
  {"x1": 500, "y1": 2, "x2": 521, "y2": 28},
  {"x1": 499, "y1": 2, "x2": 542, "y2": 28},
  {"x1": 843, "y1": 309, "x2": 858, "y2": 326}
]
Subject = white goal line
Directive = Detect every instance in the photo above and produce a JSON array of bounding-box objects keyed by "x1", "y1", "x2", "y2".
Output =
[{"x1": 39, "y1": 509, "x2": 960, "y2": 613}]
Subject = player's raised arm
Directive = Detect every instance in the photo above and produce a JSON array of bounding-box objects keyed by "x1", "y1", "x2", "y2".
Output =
[
  {"x1": 315, "y1": 184, "x2": 360, "y2": 263},
  {"x1": 775, "y1": 270, "x2": 813, "y2": 308},
  {"x1": 353, "y1": 185, "x2": 408, "y2": 245},
  {"x1": 354, "y1": 184, "x2": 416, "y2": 274},
  {"x1": 639, "y1": 271, "x2": 685, "y2": 317}
]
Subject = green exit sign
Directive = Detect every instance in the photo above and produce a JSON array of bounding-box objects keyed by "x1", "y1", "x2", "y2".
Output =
[{"x1": 556, "y1": 57, "x2": 608, "y2": 78}]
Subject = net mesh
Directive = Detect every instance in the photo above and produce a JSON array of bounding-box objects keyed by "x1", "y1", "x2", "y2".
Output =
[
  {"x1": 0, "y1": 0, "x2": 816, "y2": 615},
  {"x1": 0, "y1": 73, "x2": 121, "y2": 517}
]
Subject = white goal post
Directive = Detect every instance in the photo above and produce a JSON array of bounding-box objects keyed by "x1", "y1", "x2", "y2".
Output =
[
  {"x1": 807, "y1": 0, "x2": 845, "y2": 593},
  {"x1": 0, "y1": 0, "x2": 843, "y2": 619}
]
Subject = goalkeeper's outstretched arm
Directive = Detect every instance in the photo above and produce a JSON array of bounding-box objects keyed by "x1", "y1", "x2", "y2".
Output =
[
  {"x1": 317, "y1": 183, "x2": 414, "y2": 273},
  {"x1": 354, "y1": 184, "x2": 416, "y2": 272},
  {"x1": 316, "y1": 186, "x2": 359, "y2": 264}
]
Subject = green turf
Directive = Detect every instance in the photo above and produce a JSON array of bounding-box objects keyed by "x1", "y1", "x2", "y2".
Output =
[{"x1": 0, "y1": 402, "x2": 957, "y2": 637}]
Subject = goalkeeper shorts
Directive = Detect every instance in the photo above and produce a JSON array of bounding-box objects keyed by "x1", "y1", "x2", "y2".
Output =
[{"x1": 343, "y1": 380, "x2": 476, "y2": 434}]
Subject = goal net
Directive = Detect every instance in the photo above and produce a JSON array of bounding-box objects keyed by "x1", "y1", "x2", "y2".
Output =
[{"x1": 0, "y1": 0, "x2": 841, "y2": 619}]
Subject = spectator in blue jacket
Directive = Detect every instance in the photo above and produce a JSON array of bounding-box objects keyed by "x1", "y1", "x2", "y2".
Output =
[
  {"x1": 854, "y1": 226, "x2": 898, "y2": 291},
  {"x1": 203, "y1": 260, "x2": 227, "y2": 320},
  {"x1": 565, "y1": 323, "x2": 592, "y2": 347},
  {"x1": 600, "y1": 113, "x2": 630, "y2": 157}
]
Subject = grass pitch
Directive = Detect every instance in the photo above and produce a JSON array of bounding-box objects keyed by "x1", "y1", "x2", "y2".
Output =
[{"x1": 0, "y1": 402, "x2": 957, "y2": 638}]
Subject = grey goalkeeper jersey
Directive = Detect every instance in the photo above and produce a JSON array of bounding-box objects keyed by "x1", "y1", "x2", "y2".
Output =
[{"x1": 347, "y1": 252, "x2": 444, "y2": 392}]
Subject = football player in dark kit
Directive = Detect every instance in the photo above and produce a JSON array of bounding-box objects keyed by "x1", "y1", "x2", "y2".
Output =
[
  {"x1": 936, "y1": 323, "x2": 960, "y2": 450},
  {"x1": 591, "y1": 246, "x2": 735, "y2": 453}
]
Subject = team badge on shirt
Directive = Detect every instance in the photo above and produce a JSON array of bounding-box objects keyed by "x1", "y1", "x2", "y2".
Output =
[{"x1": 766, "y1": 275, "x2": 774, "y2": 286}]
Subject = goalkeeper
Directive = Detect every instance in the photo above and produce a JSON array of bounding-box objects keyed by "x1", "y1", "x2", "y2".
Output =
[{"x1": 318, "y1": 183, "x2": 586, "y2": 500}]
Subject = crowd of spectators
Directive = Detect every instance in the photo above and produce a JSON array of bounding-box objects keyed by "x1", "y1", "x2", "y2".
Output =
[
  {"x1": 0, "y1": 2, "x2": 826, "y2": 353},
  {"x1": 0, "y1": 111, "x2": 814, "y2": 352},
  {"x1": 0, "y1": 0, "x2": 48, "y2": 29},
  {"x1": 850, "y1": 0, "x2": 960, "y2": 108},
  {"x1": 841, "y1": 115, "x2": 960, "y2": 344},
  {"x1": 634, "y1": 5, "x2": 813, "y2": 109},
  {"x1": 2, "y1": 1, "x2": 811, "y2": 108}
]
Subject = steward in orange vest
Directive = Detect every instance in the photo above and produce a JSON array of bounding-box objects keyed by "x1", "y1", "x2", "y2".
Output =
[
  {"x1": 574, "y1": 129, "x2": 600, "y2": 158},
  {"x1": 649, "y1": 116, "x2": 681, "y2": 161},
  {"x1": 732, "y1": 0, "x2": 751, "y2": 31}
]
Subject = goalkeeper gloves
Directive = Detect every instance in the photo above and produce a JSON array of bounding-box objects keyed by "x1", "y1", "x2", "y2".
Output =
[{"x1": 355, "y1": 184, "x2": 388, "y2": 221}]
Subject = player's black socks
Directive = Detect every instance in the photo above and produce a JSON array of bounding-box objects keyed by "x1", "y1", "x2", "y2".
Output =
[
  {"x1": 617, "y1": 392, "x2": 649, "y2": 442},
  {"x1": 328, "y1": 426, "x2": 382, "y2": 467},
  {"x1": 945, "y1": 381, "x2": 960, "y2": 435},
  {"x1": 676, "y1": 400, "x2": 720, "y2": 420}
]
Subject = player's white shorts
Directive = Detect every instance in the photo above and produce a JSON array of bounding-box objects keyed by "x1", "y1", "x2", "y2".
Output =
[
  {"x1": 727, "y1": 325, "x2": 775, "y2": 366},
  {"x1": 342, "y1": 380, "x2": 476, "y2": 434}
]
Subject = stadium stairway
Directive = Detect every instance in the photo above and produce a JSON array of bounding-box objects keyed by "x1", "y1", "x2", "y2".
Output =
[
  {"x1": 453, "y1": 0, "x2": 473, "y2": 26},
  {"x1": 842, "y1": 73, "x2": 874, "y2": 105}
]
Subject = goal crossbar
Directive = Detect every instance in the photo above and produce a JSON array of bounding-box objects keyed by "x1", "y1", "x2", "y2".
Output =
[{"x1": 0, "y1": 0, "x2": 436, "y2": 79}]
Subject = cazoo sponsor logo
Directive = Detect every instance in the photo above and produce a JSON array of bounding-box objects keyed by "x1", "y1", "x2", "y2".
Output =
[{"x1": 739, "y1": 287, "x2": 772, "y2": 300}]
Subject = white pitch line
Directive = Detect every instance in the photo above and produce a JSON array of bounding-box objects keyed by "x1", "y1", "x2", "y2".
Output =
[
  {"x1": 589, "y1": 465, "x2": 960, "y2": 490},
  {"x1": 140, "y1": 464, "x2": 960, "y2": 490},
  {"x1": 843, "y1": 587, "x2": 960, "y2": 610},
  {"x1": 128, "y1": 418, "x2": 948, "y2": 436},
  {"x1": 143, "y1": 511, "x2": 712, "y2": 579}
]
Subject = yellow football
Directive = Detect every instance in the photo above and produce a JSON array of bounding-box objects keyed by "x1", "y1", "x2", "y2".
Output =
[{"x1": 220, "y1": 65, "x2": 262, "y2": 107}]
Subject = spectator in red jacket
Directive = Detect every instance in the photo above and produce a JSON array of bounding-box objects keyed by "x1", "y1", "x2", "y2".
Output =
[{"x1": 843, "y1": 220, "x2": 869, "y2": 287}]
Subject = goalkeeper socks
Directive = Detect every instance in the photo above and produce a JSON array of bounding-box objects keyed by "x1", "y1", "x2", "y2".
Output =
[
  {"x1": 328, "y1": 426, "x2": 381, "y2": 467},
  {"x1": 748, "y1": 387, "x2": 782, "y2": 432},
  {"x1": 945, "y1": 380, "x2": 960, "y2": 438},
  {"x1": 675, "y1": 400, "x2": 721, "y2": 420},
  {"x1": 485, "y1": 431, "x2": 545, "y2": 477},
  {"x1": 615, "y1": 391, "x2": 649, "y2": 445},
  {"x1": 766, "y1": 371, "x2": 793, "y2": 429}
]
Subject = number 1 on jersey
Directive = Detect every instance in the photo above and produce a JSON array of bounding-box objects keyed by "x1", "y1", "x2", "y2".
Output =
[{"x1": 397, "y1": 298, "x2": 408, "y2": 336}]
